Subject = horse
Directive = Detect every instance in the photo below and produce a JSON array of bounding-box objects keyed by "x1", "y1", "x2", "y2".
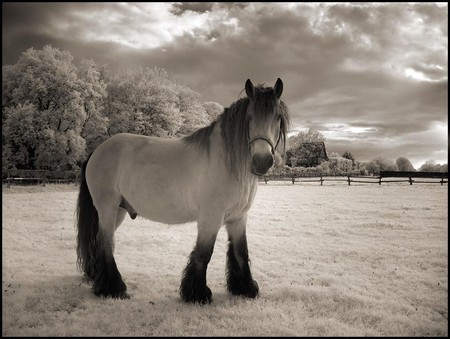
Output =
[{"x1": 76, "y1": 78, "x2": 290, "y2": 303}]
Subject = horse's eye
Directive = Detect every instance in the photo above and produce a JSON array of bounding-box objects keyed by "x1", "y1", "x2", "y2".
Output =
[{"x1": 277, "y1": 114, "x2": 282, "y2": 121}]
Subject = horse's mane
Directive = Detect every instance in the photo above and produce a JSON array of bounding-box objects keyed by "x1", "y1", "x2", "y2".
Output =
[
  {"x1": 183, "y1": 84, "x2": 290, "y2": 181},
  {"x1": 182, "y1": 120, "x2": 217, "y2": 154}
]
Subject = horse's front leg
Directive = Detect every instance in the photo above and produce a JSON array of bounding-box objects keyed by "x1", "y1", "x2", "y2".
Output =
[
  {"x1": 225, "y1": 214, "x2": 259, "y2": 298},
  {"x1": 179, "y1": 213, "x2": 223, "y2": 304}
]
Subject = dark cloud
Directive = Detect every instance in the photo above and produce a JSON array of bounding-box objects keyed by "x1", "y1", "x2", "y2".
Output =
[
  {"x1": 169, "y1": 2, "x2": 214, "y2": 16},
  {"x1": 2, "y1": 2, "x2": 447, "y2": 166}
]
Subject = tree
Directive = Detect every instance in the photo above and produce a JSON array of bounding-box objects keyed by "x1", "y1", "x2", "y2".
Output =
[
  {"x1": 3, "y1": 103, "x2": 41, "y2": 169},
  {"x1": 174, "y1": 82, "x2": 209, "y2": 136},
  {"x1": 2, "y1": 45, "x2": 87, "y2": 170},
  {"x1": 419, "y1": 160, "x2": 436, "y2": 172},
  {"x1": 105, "y1": 67, "x2": 208, "y2": 138},
  {"x1": 396, "y1": 157, "x2": 416, "y2": 172},
  {"x1": 2, "y1": 45, "x2": 234, "y2": 170},
  {"x1": 365, "y1": 157, "x2": 398, "y2": 175},
  {"x1": 328, "y1": 154, "x2": 353, "y2": 174},
  {"x1": 203, "y1": 101, "x2": 224, "y2": 123},
  {"x1": 419, "y1": 160, "x2": 448, "y2": 172},
  {"x1": 342, "y1": 151, "x2": 355, "y2": 166},
  {"x1": 78, "y1": 58, "x2": 109, "y2": 154},
  {"x1": 287, "y1": 128, "x2": 325, "y2": 150}
]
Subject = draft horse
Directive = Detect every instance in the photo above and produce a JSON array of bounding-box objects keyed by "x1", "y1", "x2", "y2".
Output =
[{"x1": 76, "y1": 78, "x2": 290, "y2": 303}]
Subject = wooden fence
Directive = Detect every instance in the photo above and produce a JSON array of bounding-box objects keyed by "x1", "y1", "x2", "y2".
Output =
[
  {"x1": 2, "y1": 170, "x2": 448, "y2": 187},
  {"x1": 3, "y1": 170, "x2": 78, "y2": 187},
  {"x1": 262, "y1": 171, "x2": 448, "y2": 186}
]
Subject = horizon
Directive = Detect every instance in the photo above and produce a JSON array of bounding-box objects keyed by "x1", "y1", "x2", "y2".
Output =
[{"x1": 2, "y1": 2, "x2": 448, "y2": 168}]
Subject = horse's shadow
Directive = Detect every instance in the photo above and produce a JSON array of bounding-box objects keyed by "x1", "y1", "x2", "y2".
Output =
[{"x1": 14, "y1": 274, "x2": 258, "y2": 313}]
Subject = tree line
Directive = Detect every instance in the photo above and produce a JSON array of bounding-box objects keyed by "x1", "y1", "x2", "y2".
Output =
[
  {"x1": 269, "y1": 128, "x2": 448, "y2": 176},
  {"x1": 2, "y1": 45, "x2": 223, "y2": 172},
  {"x1": 2, "y1": 45, "x2": 446, "y2": 175}
]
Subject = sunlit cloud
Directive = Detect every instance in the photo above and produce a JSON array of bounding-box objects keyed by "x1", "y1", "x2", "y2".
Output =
[{"x1": 322, "y1": 123, "x2": 379, "y2": 141}]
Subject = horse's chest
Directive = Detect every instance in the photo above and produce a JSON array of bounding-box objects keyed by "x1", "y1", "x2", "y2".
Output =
[{"x1": 224, "y1": 182, "x2": 258, "y2": 222}]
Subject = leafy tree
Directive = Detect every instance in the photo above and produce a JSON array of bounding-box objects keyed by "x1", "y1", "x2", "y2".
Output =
[
  {"x1": 105, "y1": 67, "x2": 198, "y2": 138},
  {"x1": 354, "y1": 161, "x2": 369, "y2": 175},
  {"x1": 328, "y1": 154, "x2": 353, "y2": 174},
  {"x1": 419, "y1": 160, "x2": 448, "y2": 172},
  {"x1": 365, "y1": 157, "x2": 398, "y2": 175},
  {"x1": 396, "y1": 157, "x2": 416, "y2": 172},
  {"x1": 174, "y1": 82, "x2": 209, "y2": 136},
  {"x1": 287, "y1": 142, "x2": 327, "y2": 167},
  {"x1": 2, "y1": 45, "x2": 87, "y2": 170},
  {"x1": 78, "y1": 58, "x2": 109, "y2": 154},
  {"x1": 3, "y1": 103, "x2": 41, "y2": 169},
  {"x1": 419, "y1": 160, "x2": 436, "y2": 172},
  {"x1": 287, "y1": 128, "x2": 325, "y2": 150},
  {"x1": 342, "y1": 151, "x2": 355, "y2": 166},
  {"x1": 203, "y1": 101, "x2": 224, "y2": 123}
]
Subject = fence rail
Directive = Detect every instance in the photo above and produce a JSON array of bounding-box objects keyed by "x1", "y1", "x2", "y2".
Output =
[
  {"x1": 3, "y1": 170, "x2": 78, "y2": 187},
  {"x1": 262, "y1": 171, "x2": 448, "y2": 186},
  {"x1": 2, "y1": 170, "x2": 448, "y2": 188}
]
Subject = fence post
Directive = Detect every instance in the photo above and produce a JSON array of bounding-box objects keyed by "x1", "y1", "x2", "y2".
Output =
[
  {"x1": 320, "y1": 175, "x2": 323, "y2": 186},
  {"x1": 41, "y1": 170, "x2": 47, "y2": 187},
  {"x1": 379, "y1": 176, "x2": 382, "y2": 185},
  {"x1": 347, "y1": 176, "x2": 351, "y2": 186},
  {"x1": 291, "y1": 175, "x2": 295, "y2": 184},
  {"x1": 409, "y1": 177, "x2": 413, "y2": 185}
]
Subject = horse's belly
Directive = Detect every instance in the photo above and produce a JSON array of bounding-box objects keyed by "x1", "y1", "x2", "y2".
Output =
[
  {"x1": 124, "y1": 180, "x2": 198, "y2": 225},
  {"x1": 137, "y1": 200, "x2": 197, "y2": 224}
]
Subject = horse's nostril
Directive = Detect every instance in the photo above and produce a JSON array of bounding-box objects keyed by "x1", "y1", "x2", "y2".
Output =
[
  {"x1": 251, "y1": 157, "x2": 258, "y2": 168},
  {"x1": 267, "y1": 156, "x2": 274, "y2": 168}
]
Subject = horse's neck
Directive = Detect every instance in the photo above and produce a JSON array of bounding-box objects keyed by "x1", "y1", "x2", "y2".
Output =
[{"x1": 211, "y1": 118, "x2": 255, "y2": 185}]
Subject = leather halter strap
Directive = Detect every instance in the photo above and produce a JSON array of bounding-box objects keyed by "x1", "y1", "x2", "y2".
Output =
[{"x1": 248, "y1": 133, "x2": 281, "y2": 155}]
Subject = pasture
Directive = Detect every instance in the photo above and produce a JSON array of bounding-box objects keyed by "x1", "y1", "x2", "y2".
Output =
[{"x1": 2, "y1": 183, "x2": 448, "y2": 336}]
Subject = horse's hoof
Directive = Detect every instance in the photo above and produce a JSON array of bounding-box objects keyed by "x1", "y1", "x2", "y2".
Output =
[
  {"x1": 117, "y1": 291, "x2": 131, "y2": 299},
  {"x1": 94, "y1": 281, "x2": 128, "y2": 299},
  {"x1": 120, "y1": 293, "x2": 130, "y2": 299},
  {"x1": 228, "y1": 279, "x2": 259, "y2": 298},
  {"x1": 181, "y1": 285, "x2": 212, "y2": 304},
  {"x1": 245, "y1": 279, "x2": 259, "y2": 298}
]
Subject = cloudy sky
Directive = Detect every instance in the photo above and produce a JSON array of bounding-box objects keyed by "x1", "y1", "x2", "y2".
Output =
[{"x1": 2, "y1": 2, "x2": 448, "y2": 167}]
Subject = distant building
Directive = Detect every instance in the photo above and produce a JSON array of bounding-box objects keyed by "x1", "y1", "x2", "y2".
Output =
[{"x1": 286, "y1": 141, "x2": 329, "y2": 167}]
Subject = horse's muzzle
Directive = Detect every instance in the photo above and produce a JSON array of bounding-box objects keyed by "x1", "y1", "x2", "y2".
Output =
[{"x1": 251, "y1": 153, "x2": 274, "y2": 176}]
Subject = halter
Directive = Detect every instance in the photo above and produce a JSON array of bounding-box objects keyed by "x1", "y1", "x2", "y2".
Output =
[{"x1": 248, "y1": 133, "x2": 281, "y2": 155}]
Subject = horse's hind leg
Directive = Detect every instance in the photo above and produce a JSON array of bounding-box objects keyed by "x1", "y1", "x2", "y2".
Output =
[
  {"x1": 116, "y1": 208, "x2": 127, "y2": 230},
  {"x1": 225, "y1": 214, "x2": 259, "y2": 298},
  {"x1": 94, "y1": 204, "x2": 129, "y2": 299}
]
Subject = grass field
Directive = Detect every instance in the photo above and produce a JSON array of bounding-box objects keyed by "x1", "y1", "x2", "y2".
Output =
[{"x1": 2, "y1": 182, "x2": 448, "y2": 336}]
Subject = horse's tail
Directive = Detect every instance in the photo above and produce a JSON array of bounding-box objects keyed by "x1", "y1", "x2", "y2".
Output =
[{"x1": 76, "y1": 154, "x2": 98, "y2": 281}]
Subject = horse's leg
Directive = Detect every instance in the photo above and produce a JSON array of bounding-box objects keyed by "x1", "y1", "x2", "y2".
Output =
[
  {"x1": 94, "y1": 204, "x2": 129, "y2": 299},
  {"x1": 116, "y1": 208, "x2": 127, "y2": 230},
  {"x1": 179, "y1": 213, "x2": 223, "y2": 304},
  {"x1": 225, "y1": 214, "x2": 259, "y2": 298}
]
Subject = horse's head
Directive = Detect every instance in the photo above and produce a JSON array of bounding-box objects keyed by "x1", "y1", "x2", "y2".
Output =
[{"x1": 246, "y1": 78, "x2": 289, "y2": 176}]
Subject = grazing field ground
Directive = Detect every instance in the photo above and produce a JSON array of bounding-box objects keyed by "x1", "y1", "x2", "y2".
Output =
[{"x1": 2, "y1": 182, "x2": 448, "y2": 336}]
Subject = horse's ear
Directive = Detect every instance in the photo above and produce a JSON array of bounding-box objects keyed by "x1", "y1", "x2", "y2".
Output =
[
  {"x1": 274, "y1": 78, "x2": 283, "y2": 99},
  {"x1": 245, "y1": 79, "x2": 255, "y2": 99}
]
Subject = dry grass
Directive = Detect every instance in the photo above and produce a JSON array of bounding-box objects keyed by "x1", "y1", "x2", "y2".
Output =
[{"x1": 2, "y1": 182, "x2": 448, "y2": 336}]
